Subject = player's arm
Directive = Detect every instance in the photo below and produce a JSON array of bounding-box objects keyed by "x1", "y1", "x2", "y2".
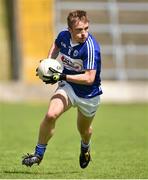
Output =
[
  {"x1": 66, "y1": 70, "x2": 96, "y2": 85},
  {"x1": 43, "y1": 69, "x2": 96, "y2": 85},
  {"x1": 47, "y1": 43, "x2": 60, "y2": 59}
]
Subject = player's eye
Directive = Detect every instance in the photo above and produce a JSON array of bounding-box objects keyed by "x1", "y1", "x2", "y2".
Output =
[
  {"x1": 85, "y1": 26, "x2": 89, "y2": 31},
  {"x1": 76, "y1": 28, "x2": 83, "y2": 32}
]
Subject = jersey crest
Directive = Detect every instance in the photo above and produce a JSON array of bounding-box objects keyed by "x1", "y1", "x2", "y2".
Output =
[{"x1": 57, "y1": 53, "x2": 83, "y2": 72}]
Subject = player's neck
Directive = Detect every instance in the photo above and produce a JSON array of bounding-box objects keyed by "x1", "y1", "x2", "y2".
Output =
[{"x1": 70, "y1": 39, "x2": 79, "y2": 47}]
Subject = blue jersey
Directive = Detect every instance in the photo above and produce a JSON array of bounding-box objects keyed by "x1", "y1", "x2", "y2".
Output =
[{"x1": 55, "y1": 30, "x2": 103, "y2": 98}]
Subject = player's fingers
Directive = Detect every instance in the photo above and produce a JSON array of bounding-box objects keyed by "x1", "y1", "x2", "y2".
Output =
[
  {"x1": 43, "y1": 80, "x2": 51, "y2": 83},
  {"x1": 35, "y1": 68, "x2": 39, "y2": 76},
  {"x1": 42, "y1": 75, "x2": 51, "y2": 79},
  {"x1": 49, "y1": 67, "x2": 59, "y2": 73}
]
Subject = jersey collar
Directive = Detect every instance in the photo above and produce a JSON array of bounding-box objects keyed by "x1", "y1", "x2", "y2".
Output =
[{"x1": 70, "y1": 39, "x2": 79, "y2": 47}]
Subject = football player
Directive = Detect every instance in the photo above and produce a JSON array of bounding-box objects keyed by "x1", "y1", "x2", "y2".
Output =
[{"x1": 22, "y1": 10, "x2": 103, "y2": 169}]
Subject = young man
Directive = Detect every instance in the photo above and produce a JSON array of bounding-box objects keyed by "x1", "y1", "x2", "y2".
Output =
[{"x1": 22, "y1": 10, "x2": 103, "y2": 169}]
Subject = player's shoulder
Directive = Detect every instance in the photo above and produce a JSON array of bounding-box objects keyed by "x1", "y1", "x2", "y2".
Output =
[
  {"x1": 84, "y1": 33, "x2": 101, "y2": 51},
  {"x1": 57, "y1": 29, "x2": 71, "y2": 39},
  {"x1": 88, "y1": 34, "x2": 100, "y2": 47}
]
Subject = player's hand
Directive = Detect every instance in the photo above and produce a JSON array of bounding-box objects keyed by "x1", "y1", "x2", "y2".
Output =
[
  {"x1": 43, "y1": 73, "x2": 61, "y2": 84},
  {"x1": 36, "y1": 67, "x2": 39, "y2": 76},
  {"x1": 43, "y1": 67, "x2": 66, "y2": 84},
  {"x1": 35, "y1": 60, "x2": 43, "y2": 76}
]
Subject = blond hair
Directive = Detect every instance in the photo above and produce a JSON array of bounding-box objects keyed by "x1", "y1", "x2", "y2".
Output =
[{"x1": 67, "y1": 10, "x2": 89, "y2": 28}]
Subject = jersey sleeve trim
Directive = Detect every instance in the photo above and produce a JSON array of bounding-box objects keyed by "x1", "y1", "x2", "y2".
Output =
[{"x1": 86, "y1": 36, "x2": 95, "y2": 69}]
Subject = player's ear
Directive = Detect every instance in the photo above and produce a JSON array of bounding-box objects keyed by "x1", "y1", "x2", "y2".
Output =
[{"x1": 68, "y1": 27, "x2": 72, "y2": 33}]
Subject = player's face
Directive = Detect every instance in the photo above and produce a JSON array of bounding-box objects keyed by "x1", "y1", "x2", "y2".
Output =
[{"x1": 69, "y1": 21, "x2": 89, "y2": 44}]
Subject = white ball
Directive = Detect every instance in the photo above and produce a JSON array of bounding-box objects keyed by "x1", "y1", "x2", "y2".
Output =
[{"x1": 37, "y1": 58, "x2": 63, "y2": 80}]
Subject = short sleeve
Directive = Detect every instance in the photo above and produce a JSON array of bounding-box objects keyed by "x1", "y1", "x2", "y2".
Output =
[
  {"x1": 55, "y1": 32, "x2": 62, "y2": 48},
  {"x1": 55, "y1": 30, "x2": 70, "y2": 49},
  {"x1": 82, "y1": 36, "x2": 101, "y2": 70}
]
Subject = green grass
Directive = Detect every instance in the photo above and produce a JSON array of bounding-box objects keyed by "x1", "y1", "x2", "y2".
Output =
[{"x1": 0, "y1": 102, "x2": 148, "y2": 179}]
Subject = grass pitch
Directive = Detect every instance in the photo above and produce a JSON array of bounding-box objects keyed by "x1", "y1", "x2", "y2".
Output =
[{"x1": 0, "y1": 102, "x2": 148, "y2": 179}]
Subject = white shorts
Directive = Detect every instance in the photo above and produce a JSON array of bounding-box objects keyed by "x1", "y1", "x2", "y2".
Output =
[{"x1": 55, "y1": 81, "x2": 101, "y2": 117}]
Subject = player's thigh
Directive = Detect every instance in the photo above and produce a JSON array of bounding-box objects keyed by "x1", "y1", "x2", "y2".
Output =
[
  {"x1": 47, "y1": 90, "x2": 72, "y2": 118},
  {"x1": 77, "y1": 109, "x2": 94, "y2": 132}
]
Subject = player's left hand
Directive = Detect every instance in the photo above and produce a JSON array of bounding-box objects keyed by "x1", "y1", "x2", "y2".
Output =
[
  {"x1": 35, "y1": 60, "x2": 43, "y2": 76},
  {"x1": 43, "y1": 67, "x2": 66, "y2": 84}
]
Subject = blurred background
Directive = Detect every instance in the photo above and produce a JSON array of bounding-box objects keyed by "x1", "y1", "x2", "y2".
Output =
[{"x1": 0, "y1": 0, "x2": 148, "y2": 103}]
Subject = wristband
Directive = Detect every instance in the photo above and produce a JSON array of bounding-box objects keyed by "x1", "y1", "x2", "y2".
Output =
[{"x1": 60, "y1": 74, "x2": 66, "y2": 81}]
